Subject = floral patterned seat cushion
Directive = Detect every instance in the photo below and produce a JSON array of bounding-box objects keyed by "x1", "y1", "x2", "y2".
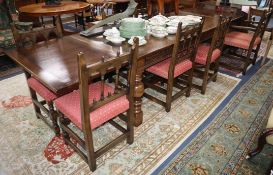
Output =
[
  {"x1": 195, "y1": 44, "x2": 221, "y2": 65},
  {"x1": 146, "y1": 58, "x2": 193, "y2": 79},
  {"x1": 54, "y1": 82, "x2": 129, "y2": 130},
  {"x1": 27, "y1": 77, "x2": 59, "y2": 102},
  {"x1": 224, "y1": 31, "x2": 261, "y2": 50}
]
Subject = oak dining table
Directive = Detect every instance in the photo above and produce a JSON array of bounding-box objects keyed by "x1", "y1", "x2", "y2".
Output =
[{"x1": 4, "y1": 2, "x2": 245, "y2": 127}]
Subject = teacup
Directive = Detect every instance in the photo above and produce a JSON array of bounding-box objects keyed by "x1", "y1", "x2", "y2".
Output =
[{"x1": 109, "y1": 27, "x2": 120, "y2": 37}]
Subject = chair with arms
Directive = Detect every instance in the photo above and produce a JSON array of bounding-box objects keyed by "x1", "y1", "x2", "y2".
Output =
[
  {"x1": 144, "y1": 18, "x2": 205, "y2": 112},
  {"x1": 10, "y1": 21, "x2": 63, "y2": 135},
  {"x1": 54, "y1": 38, "x2": 139, "y2": 171},
  {"x1": 194, "y1": 16, "x2": 232, "y2": 94},
  {"x1": 222, "y1": 8, "x2": 271, "y2": 75},
  {"x1": 246, "y1": 107, "x2": 273, "y2": 175}
]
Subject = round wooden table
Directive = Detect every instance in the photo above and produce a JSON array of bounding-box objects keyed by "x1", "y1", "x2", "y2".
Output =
[
  {"x1": 19, "y1": 1, "x2": 90, "y2": 35},
  {"x1": 86, "y1": 0, "x2": 129, "y2": 4}
]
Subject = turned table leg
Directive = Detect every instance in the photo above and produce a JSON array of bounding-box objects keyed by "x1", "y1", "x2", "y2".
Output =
[
  {"x1": 157, "y1": 0, "x2": 164, "y2": 15},
  {"x1": 134, "y1": 58, "x2": 145, "y2": 127}
]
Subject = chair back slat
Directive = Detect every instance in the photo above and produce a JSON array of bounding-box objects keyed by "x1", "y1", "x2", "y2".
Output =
[
  {"x1": 168, "y1": 18, "x2": 205, "y2": 79},
  {"x1": 206, "y1": 16, "x2": 232, "y2": 64},
  {"x1": 249, "y1": 10, "x2": 268, "y2": 52},
  {"x1": 77, "y1": 38, "x2": 139, "y2": 129},
  {"x1": 11, "y1": 18, "x2": 63, "y2": 48},
  {"x1": 114, "y1": 66, "x2": 121, "y2": 94}
]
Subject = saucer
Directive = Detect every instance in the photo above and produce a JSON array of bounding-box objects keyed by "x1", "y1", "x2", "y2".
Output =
[{"x1": 106, "y1": 36, "x2": 125, "y2": 44}]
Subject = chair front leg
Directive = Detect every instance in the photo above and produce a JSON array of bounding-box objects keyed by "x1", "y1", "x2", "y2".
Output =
[
  {"x1": 29, "y1": 88, "x2": 42, "y2": 119},
  {"x1": 201, "y1": 65, "x2": 210, "y2": 95},
  {"x1": 60, "y1": 114, "x2": 71, "y2": 144},
  {"x1": 47, "y1": 102, "x2": 60, "y2": 136},
  {"x1": 213, "y1": 60, "x2": 220, "y2": 82},
  {"x1": 242, "y1": 51, "x2": 252, "y2": 75},
  {"x1": 252, "y1": 44, "x2": 261, "y2": 65},
  {"x1": 186, "y1": 68, "x2": 194, "y2": 97},
  {"x1": 127, "y1": 109, "x2": 134, "y2": 144},
  {"x1": 166, "y1": 78, "x2": 174, "y2": 112}
]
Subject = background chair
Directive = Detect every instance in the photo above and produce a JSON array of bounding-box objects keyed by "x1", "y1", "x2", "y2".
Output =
[
  {"x1": 221, "y1": 8, "x2": 270, "y2": 75},
  {"x1": 147, "y1": 0, "x2": 180, "y2": 16},
  {"x1": 246, "y1": 107, "x2": 273, "y2": 174},
  {"x1": 144, "y1": 19, "x2": 204, "y2": 112},
  {"x1": 194, "y1": 16, "x2": 232, "y2": 94},
  {"x1": 10, "y1": 21, "x2": 63, "y2": 135},
  {"x1": 55, "y1": 38, "x2": 139, "y2": 171},
  {"x1": 180, "y1": 0, "x2": 197, "y2": 9}
]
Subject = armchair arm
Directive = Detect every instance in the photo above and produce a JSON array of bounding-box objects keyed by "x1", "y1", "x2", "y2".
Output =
[{"x1": 230, "y1": 25, "x2": 257, "y2": 32}]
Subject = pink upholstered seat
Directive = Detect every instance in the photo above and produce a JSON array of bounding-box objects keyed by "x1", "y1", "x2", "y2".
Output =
[
  {"x1": 54, "y1": 82, "x2": 129, "y2": 130},
  {"x1": 195, "y1": 44, "x2": 221, "y2": 65},
  {"x1": 27, "y1": 77, "x2": 58, "y2": 102},
  {"x1": 224, "y1": 31, "x2": 261, "y2": 50},
  {"x1": 146, "y1": 58, "x2": 193, "y2": 79}
]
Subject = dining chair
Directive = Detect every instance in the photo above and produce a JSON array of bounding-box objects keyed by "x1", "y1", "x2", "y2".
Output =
[
  {"x1": 222, "y1": 8, "x2": 270, "y2": 75},
  {"x1": 180, "y1": 0, "x2": 197, "y2": 9},
  {"x1": 10, "y1": 22, "x2": 63, "y2": 135},
  {"x1": 54, "y1": 38, "x2": 139, "y2": 171},
  {"x1": 194, "y1": 16, "x2": 232, "y2": 94},
  {"x1": 147, "y1": 0, "x2": 180, "y2": 16},
  {"x1": 74, "y1": 6, "x2": 93, "y2": 30},
  {"x1": 246, "y1": 107, "x2": 273, "y2": 174},
  {"x1": 144, "y1": 19, "x2": 205, "y2": 112}
]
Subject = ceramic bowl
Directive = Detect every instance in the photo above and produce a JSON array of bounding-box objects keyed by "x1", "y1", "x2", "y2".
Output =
[
  {"x1": 151, "y1": 32, "x2": 168, "y2": 38},
  {"x1": 166, "y1": 26, "x2": 177, "y2": 34},
  {"x1": 150, "y1": 26, "x2": 166, "y2": 34},
  {"x1": 106, "y1": 36, "x2": 125, "y2": 44}
]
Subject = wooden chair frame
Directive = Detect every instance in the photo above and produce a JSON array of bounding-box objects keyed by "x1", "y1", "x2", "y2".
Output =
[
  {"x1": 221, "y1": 8, "x2": 271, "y2": 75},
  {"x1": 59, "y1": 38, "x2": 139, "y2": 171},
  {"x1": 194, "y1": 16, "x2": 232, "y2": 94},
  {"x1": 144, "y1": 19, "x2": 205, "y2": 112},
  {"x1": 147, "y1": 0, "x2": 180, "y2": 16},
  {"x1": 10, "y1": 21, "x2": 62, "y2": 135}
]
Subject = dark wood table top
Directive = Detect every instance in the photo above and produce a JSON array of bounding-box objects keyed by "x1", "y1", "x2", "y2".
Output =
[
  {"x1": 5, "y1": 3, "x2": 245, "y2": 95},
  {"x1": 86, "y1": 0, "x2": 129, "y2": 4},
  {"x1": 19, "y1": 1, "x2": 90, "y2": 17}
]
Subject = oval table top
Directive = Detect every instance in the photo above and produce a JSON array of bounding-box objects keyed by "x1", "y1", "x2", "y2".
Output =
[{"x1": 19, "y1": 1, "x2": 90, "y2": 17}]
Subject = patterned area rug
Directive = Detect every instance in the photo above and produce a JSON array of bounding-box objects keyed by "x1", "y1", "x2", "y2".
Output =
[
  {"x1": 0, "y1": 72, "x2": 238, "y2": 174},
  {"x1": 158, "y1": 60, "x2": 273, "y2": 175}
]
